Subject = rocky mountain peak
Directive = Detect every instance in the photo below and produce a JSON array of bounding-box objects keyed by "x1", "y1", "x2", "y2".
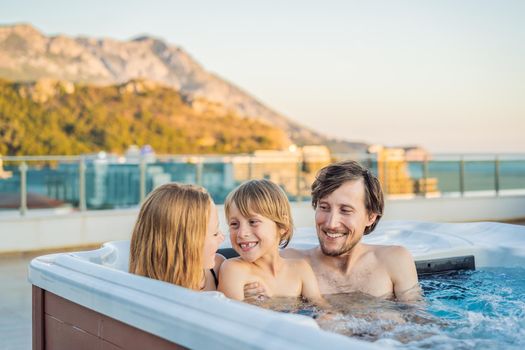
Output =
[{"x1": 0, "y1": 23, "x2": 363, "y2": 151}]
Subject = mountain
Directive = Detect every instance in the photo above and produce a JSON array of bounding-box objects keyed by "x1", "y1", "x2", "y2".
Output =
[
  {"x1": 0, "y1": 78, "x2": 289, "y2": 156},
  {"x1": 0, "y1": 23, "x2": 368, "y2": 152}
]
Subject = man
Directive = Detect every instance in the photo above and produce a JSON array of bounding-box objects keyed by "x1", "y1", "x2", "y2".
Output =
[{"x1": 246, "y1": 160, "x2": 420, "y2": 301}]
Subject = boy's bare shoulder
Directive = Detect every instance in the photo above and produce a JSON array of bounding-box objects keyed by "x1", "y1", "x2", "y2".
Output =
[{"x1": 221, "y1": 257, "x2": 249, "y2": 269}]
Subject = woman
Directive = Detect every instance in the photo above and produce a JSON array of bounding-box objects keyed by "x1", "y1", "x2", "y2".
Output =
[{"x1": 129, "y1": 183, "x2": 225, "y2": 291}]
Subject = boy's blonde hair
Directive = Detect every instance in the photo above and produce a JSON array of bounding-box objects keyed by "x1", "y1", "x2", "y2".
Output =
[
  {"x1": 225, "y1": 179, "x2": 293, "y2": 248},
  {"x1": 129, "y1": 183, "x2": 211, "y2": 290}
]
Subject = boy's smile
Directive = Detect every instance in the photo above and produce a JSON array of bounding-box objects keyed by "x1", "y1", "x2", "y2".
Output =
[{"x1": 228, "y1": 202, "x2": 283, "y2": 262}]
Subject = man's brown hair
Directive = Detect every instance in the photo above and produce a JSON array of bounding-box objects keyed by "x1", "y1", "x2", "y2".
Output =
[{"x1": 311, "y1": 160, "x2": 384, "y2": 234}]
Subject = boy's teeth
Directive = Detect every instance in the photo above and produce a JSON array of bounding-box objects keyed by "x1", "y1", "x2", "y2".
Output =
[{"x1": 240, "y1": 242, "x2": 257, "y2": 249}]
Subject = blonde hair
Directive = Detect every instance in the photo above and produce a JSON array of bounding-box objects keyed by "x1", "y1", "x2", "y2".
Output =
[
  {"x1": 129, "y1": 183, "x2": 211, "y2": 290},
  {"x1": 225, "y1": 179, "x2": 293, "y2": 248}
]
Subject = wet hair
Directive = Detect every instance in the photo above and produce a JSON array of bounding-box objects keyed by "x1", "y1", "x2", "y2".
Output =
[
  {"x1": 311, "y1": 160, "x2": 384, "y2": 234},
  {"x1": 129, "y1": 183, "x2": 211, "y2": 290},
  {"x1": 225, "y1": 179, "x2": 294, "y2": 248}
]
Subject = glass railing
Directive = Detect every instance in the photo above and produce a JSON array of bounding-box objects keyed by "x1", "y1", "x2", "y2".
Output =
[{"x1": 1, "y1": 153, "x2": 524, "y2": 216}]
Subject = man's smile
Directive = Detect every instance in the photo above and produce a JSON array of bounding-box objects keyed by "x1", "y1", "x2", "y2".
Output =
[{"x1": 322, "y1": 229, "x2": 348, "y2": 240}]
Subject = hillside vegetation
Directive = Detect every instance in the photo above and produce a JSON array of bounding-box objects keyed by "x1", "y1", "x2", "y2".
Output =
[{"x1": 0, "y1": 78, "x2": 289, "y2": 156}]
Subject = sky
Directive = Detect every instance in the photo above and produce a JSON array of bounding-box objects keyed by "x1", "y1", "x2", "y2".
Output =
[{"x1": 2, "y1": 0, "x2": 524, "y2": 154}]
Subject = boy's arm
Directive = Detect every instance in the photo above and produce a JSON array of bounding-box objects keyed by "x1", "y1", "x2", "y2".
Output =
[{"x1": 218, "y1": 259, "x2": 248, "y2": 301}]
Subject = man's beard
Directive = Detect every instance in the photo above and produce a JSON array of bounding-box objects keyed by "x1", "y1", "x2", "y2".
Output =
[{"x1": 318, "y1": 232, "x2": 359, "y2": 257}]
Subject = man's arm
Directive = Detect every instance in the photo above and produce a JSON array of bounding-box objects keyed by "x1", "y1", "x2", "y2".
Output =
[
  {"x1": 384, "y1": 246, "x2": 421, "y2": 302},
  {"x1": 218, "y1": 259, "x2": 248, "y2": 301}
]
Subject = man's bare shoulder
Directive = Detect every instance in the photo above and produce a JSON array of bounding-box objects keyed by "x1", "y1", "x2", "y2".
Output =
[
  {"x1": 368, "y1": 244, "x2": 420, "y2": 301},
  {"x1": 372, "y1": 244, "x2": 413, "y2": 262},
  {"x1": 283, "y1": 257, "x2": 311, "y2": 269},
  {"x1": 362, "y1": 244, "x2": 415, "y2": 271},
  {"x1": 365, "y1": 244, "x2": 412, "y2": 258}
]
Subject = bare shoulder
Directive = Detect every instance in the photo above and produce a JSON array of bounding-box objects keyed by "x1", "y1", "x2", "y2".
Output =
[
  {"x1": 213, "y1": 253, "x2": 226, "y2": 274},
  {"x1": 219, "y1": 257, "x2": 250, "y2": 274},
  {"x1": 280, "y1": 247, "x2": 305, "y2": 259},
  {"x1": 285, "y1": 257, "x2": 311, "y2": 269},
  {"x1": 284, "y1": 258, "x2": 316, "y2": 281},
  {"x1": 372, "y1": 245, "x2": 419, "y2": 300},
  {"x1": 281, "y1": 247, "x2": 315, "y2": 260},
  {"x1": 217, "y1": 258, "x2": 252, "y2": 300},
  {"x1": 372, "y1": 244, "x2": 414, "y2": 264},
  {"x1": 219, "y1": 258, "x2": 251, "y2": 278}
]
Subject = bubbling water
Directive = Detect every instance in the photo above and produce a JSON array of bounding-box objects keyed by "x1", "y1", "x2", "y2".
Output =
[{"x1": 251, "y1": 267, "x2": 525, "y2": 349}]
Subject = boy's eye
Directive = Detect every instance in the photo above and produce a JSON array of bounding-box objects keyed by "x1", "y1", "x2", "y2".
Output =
[
  {"x1": 229, "y1": 222, "x2": 239, "y2": 228},
  {"x1": 249, "y1": 219, "x2": 259, "y2": 225}
]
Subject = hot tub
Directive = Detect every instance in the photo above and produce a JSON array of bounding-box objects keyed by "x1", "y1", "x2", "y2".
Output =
[{"x1": 29, "y1": 221, "x2": 525, "y2": 349}]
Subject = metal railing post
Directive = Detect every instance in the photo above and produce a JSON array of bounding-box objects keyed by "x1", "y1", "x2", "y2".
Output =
[
  {"x1": 195, "y1": 157, "x2": 203, "y2": 186},
  {"x1": 494, "y1": 155, "x2": 500, "y2": 196},
  {"x1": 248, "y1": 155, "x2": 254, "y2": 179},
  {"x1": 459, "y1": 156, "x2": 465, "y2": 197},
  {"x1": 139, "y1": 156, "x2": 146, "y2": 203},
  {"x1": 383, "y1": 157, "x2": 388, "y2": 195},
  {"x1": 296, "y1": 158, "x2": 302, "y2": 202},
  {"x1": 423, "y1": 157, "x2": 429, "y2": 197},
  {"x1": 79, "y1": 157, "x2": 86, "y2": 211},
  {"x1": 19, "y1": 162, "x2": 28, "y2": 216}
]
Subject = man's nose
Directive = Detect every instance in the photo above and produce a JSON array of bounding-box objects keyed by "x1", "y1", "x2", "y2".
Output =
[{"x1": 325, "y1": 211, "x2": 340, "y2": 229}]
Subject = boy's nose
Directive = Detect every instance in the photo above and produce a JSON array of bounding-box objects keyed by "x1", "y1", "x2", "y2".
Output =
[{"x1": 237, "y1": 224, "x2": 250, "y2": 237}]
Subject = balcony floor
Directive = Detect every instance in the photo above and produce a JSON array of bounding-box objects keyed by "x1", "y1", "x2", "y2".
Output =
[{"x1": 0, "y1": 254, "x2": 33, "y2": 350}]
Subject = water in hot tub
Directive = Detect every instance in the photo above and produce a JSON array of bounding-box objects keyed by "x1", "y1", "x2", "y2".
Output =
[{"x1": 252, "y1": 267, "x2": 525, "y2": 349}]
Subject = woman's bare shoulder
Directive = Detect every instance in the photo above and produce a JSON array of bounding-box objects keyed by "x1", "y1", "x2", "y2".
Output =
[{"x1": 213, "y1": 253, "x2": 226, "y2": 274}]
